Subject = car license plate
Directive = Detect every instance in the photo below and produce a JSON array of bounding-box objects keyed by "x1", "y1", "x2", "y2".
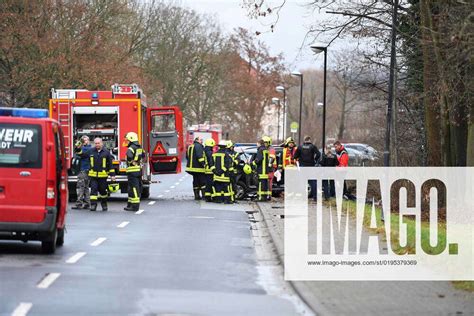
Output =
[{"x1": 119, "y1": 161, "x2": 127, "y2": 169}]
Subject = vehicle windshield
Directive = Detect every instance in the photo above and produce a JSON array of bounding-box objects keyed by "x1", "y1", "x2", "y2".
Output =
[
  {"x1": 152, "y1": 113, "x2": 175, "y2": 133},
  {"x1": 0, "y1": 123, "x2": 42, "y2": 168}
]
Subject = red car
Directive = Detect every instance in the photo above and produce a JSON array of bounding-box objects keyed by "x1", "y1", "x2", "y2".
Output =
[{"x1": 0, "y1": 107, "x2": 68, "y2": 253}]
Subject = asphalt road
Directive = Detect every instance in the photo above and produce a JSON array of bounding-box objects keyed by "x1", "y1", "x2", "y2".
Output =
[{"x1": 0, "y1": 172, "x2": 303, "y2": 316}]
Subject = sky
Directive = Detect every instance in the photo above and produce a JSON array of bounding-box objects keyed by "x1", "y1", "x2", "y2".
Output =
[{"x1": 178, "y1": 0, "x2": 340, "y2": 71}]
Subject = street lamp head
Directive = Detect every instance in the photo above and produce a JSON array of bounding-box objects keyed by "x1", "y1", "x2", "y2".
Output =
[
  {"x1": 276, "y1": 85, "x2": 285, "y2": 92},
  {"x1": 272, "y1": 97, "x2": 279, "y2": 104},
  {"x1": 291, "y1": 71, "x2": 302, "y2": 77},
  {"x1": 310, "y1": 45, "x2": 327, "y2": 54}
]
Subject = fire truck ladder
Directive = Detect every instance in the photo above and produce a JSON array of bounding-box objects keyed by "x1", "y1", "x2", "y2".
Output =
[{"x1": 56, "y1": 92, "x2": 73, "y2": 165}]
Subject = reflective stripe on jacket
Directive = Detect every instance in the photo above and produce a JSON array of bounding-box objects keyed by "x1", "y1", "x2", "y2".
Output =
[
  {"x1": 186, "y1": 141, "x2": 206, "y2": 173},
  {"x1": 211, "y1": 149, "x2": 233, "y2": 182},
  {"x1": 126, "y1": 142, "x2": 144, "y2": 173},
  {"x1": 204, "y1": 146, "x2": 214, "y2": 175},
  {"x1": 253, "y1": 145, "x2": 269, "y2": 179},
  {"x1": 87, "y1": 148, "x2": 115, "y2": 178},
  {"x1": 282, "y1": 146, "x2": 296, "y2": 169}
]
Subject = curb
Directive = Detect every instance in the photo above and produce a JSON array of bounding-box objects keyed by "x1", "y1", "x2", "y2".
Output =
[{"x1": 255, "y1": 202, "x2": 332, "y2": 316}]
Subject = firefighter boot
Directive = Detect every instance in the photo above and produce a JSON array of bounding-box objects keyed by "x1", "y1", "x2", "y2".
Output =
[
  {"x1": 131, "y1": 204, "x2": 140, "y2": 212},
  {"x1": 82, "y1": 203, "x2": 90, "y2": 210},
  {"x1": 124, "y1": 202, "x2": 133, "y2": 211},
  {"x1": 101, "y1": 200, "x2": 108, "y2": 211},
  {"x1": 90, "y1": 203, "x2": 98, "y2": 212},
  {"x1": 200, "y1": 189, "x2": 206, "y2": 201},
  {"x1": 193, "y1": 189, "x2": 202, "y2": 200}
]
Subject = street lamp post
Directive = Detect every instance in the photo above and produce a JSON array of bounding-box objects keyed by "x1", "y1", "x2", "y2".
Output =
[
  {"x1": 311, "y1": 45, "x2": 328, "y2": 152},
  {"x1": 272, "y1": 97, "x2": 280, "y2": 143},
  {"x1": 291, "y1": 71, "x2": 303, "y2": 144},
  {"x1": 276, "y1": 85, "x2": 286, "y2": 140}
]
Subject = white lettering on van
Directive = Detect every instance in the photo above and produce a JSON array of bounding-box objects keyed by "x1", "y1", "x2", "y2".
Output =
[
  {"x1": 23, "y1": 130, "x2": 33, "y2": 143},
  {"x1": 0, "y1": 141, "x2": 11, "y2": 149},
  {"x1": 4, "y1": 129, "x2": 13, "y2": 142},
  {"x1": 13, "y1": 129, "x2": 24, "y2": 142},
  {"x1": 0, "y1": 129, "x2": 5, "y2": 140}
]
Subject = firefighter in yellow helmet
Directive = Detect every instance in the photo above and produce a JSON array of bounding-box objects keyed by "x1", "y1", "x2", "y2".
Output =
[
  {"x1": 203, "y1": 138, "x2": 216, "y2": 202},
  {"x1": 123, "y1": 132, "x2": 145, "y2": 211},
  {"x1": 252, "y1": 136, "x2": 271, "y2": 201}
]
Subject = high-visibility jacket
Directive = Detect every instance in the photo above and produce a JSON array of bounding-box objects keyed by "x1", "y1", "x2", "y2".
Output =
[
  {"x1": 282, "y1": 146, "x2": 296, "y2": 169},
  {"x1": 227, "y1": 149, "x2": 239, "y2": 174},
  {"x1": 186, "y1": 141, "x2": 205, "y2": 173},
  {"x1": 204, "y1": 146, "x2": 214, "y2": 175},
  {"x1": 87, "y1": 148, "x2": 115, "y2": 178},
  {"x1": 253, "y1": 145, "x2": 270, "y2": 179},
  {"x1": 336, "y1": 147, "x2": 349, "y2": 167},
  {"x1": 211, "y1": 149, "x2": 233, "y2": 182},
  {"x1": 126, "y1": 142, "x2": 144, "y2": 173}
]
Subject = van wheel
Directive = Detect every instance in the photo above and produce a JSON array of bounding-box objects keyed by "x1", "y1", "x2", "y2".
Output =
[
  {"x1": 56, "y1": 227, "x2": 65, "y2": 247},
  {"x1": 141, "y1": 186, "x2": 150, "y2": 199},
  {"x1": 41, "y1": 228, "x2": 57, "y2": 254}
]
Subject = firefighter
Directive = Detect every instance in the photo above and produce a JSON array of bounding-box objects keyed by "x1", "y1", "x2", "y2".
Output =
[
  {"x1": 226, "y1": 140, "x2": 239, "y2": 203},
  {"x1": 88, "y1": 137, "x2": 115, "y2": 211},
  {"x1": 73, "y1": 135, "x2": 92, "y2": 209},
  {"x1": 203, "y1": 138, "x2": 216, "y2": 202},
  {"x1": 211, "y1": 141, "x2": 233, "y2": 204},
  {"x1": 186, "y1": 136, "x2": 206, "y2": 200},
  {"x1": 123, "y1": 132, "x2": 144, "y2": 212},
  {"x1": 282, "y1": 137, "x2": 297, "y2": 169},
  {"x1": 253, "y1": 136, "x2": 271, "y2": 201}
]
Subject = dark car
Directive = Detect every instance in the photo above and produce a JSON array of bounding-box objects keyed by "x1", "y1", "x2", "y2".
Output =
[{"x1": 233, "y1": 146, "x2": 284, "y2": 200}]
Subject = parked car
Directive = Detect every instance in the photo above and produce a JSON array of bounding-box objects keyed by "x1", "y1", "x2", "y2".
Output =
[{"x1": 344, "y1": 143, "x2": 379, "y2": 161}]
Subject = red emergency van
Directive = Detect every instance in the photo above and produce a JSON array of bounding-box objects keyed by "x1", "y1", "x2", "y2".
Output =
[{"x1": 0, "y1": 108, "x2": 68, "y2": 254}]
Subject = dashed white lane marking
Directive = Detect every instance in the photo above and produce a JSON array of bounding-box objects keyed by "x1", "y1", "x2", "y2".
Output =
[
  {"x1": 90, "y1": 237, "x2": 107, "y2": 247},
  {"x1": 117, "y1": 221, "x2": 130, "y2": 228},
  {"x1": 11, "y1": 302, "x2": 32, "y2": 316},
  {"x1": 66, "y1": 252, "x2": 86, "y2": 264},
  {"x1": 37, "y1": 273, "x2": 60, "y2": 289},
  {"x1": 148, "y1": 201, "x2": 156, "y2": 205},
  {"x1": 135, "y1": 209, "x2": 145, "y2": 215},
  {"x1": 175, "y1": 182, "x2": 180, "y2": 185},
  {"x1": 188, "y1": 216, "x2": 215, "y2": 219},
  {"x1": 165, "y1": 190, "x2": 170, "y2": 193},
  {"x1": 170, "y1": 186, "x2": 175, "y2": 189},
  {"x1": 157, "y1": 195, "x2": 164, "y2": 198}
]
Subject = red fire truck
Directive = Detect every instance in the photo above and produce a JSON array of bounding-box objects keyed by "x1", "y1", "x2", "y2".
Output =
[
  {"x1": 185, "y1": 124, "x2": 222, "y2": 147},
  {"x1": 49, "y1": 84, "x2": 183, "y2": 200}
]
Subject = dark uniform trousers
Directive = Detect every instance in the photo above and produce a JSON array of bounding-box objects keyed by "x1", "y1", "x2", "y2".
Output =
[
  {"x1": 127, "y1": 172, "x2": 142, "y2": 206},
  {"x1": 90, "y1": 177, "x2": 108, "y2": 203}
]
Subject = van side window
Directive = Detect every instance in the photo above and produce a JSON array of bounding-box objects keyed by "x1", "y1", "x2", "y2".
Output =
[{"x1": 54, "y1": 127, "x2": 62, "y2": 175}]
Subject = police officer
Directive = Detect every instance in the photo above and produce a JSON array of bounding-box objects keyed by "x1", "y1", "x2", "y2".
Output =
[
  {"x1": 123, "y1": 132, "x2": 144, "y2": 212},
  {"x1": 203, "y1": 138, "x2": 215, "y2": 202},
  {"x1": 210, "y1": 141, "x2": 233, "y2": 204},
  {"x1": 226, "y1": 140, "x2": 238, "y2": 203},
  {"x1": 253, "y1": 136, "x2": 271, "y2": 201},
  {"x1": 88, "y1": 137, "x2": 115, "y2": 211},
  {"x1": 294, "y1": 135, "x2": 320, "y2": 201},
  {"x1": 73, "y1": 135, "x2": 92, "y2": 209},
  {"x1": 186, "y1": 136, "x2": 206, "y2": 200}
]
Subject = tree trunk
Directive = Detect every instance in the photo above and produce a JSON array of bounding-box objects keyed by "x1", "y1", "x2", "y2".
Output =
[
  {"x1": 337, "y1": 86, "x2": 347, "y2": 140},
  {"x1": 420, "y1": 0, "x2": 442, "y2": 166},
  {"x1": 467, "y1": 105, "x2": 474, "y2": 166}
]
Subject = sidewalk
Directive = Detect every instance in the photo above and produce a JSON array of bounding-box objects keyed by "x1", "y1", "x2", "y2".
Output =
[{"x1": 257, "y1": 199, "x2": 474, "y2": 316}]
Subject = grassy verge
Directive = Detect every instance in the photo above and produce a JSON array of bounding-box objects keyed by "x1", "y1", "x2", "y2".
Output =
[{"x1": 323, "y1": 199, "x2": 473, "y2": 292}]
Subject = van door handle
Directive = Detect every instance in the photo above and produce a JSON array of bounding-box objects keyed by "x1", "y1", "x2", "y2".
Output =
[{"x1": 20, "y1": 171, "x2": 31, "y2": 177}]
